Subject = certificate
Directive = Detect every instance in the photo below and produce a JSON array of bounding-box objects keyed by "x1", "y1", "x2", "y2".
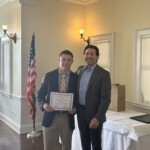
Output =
[{"x1": 50, "y1": 92, "x2": 73, "y2": 110}]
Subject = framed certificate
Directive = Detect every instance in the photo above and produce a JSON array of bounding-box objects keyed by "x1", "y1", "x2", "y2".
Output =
[{"x1": 50, "y1": 92, "x2": 73, "y2": 110}]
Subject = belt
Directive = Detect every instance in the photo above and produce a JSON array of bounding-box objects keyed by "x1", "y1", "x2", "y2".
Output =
[{"x1": 55, "y1": 111, "x2": 67, "y2": 114}]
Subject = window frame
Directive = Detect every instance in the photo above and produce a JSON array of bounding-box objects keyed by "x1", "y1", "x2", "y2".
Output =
[
  {"x1": 135, "y1": 28, "x2": 150, "y2": 105},
  {"x1": 0, "y1": 36, "x2": 12, "y2": 94},
  {"x1": 89, "y1": 33, "x2": 115, "y2": 83}
]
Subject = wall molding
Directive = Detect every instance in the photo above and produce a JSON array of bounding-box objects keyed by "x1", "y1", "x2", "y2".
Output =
[
  {"x1": 0, "y1": 0, "x2": 39, "y2": 7},
  {"x1": 126, "y1": 100, "x2": 150, "y2": 114},
  {"x1": 19, "y1": 0, "x2": 39, "y2": 6},
  {"x1": 62, "y1": 0, "x2": 99, "y2": 5},
  {"x1": 20, "y1": 122, "x2": 42, "y2": 134},
  {"x1": 0, "y1": 91, "x2": 42, "y2": 134},
  {"x1": 0, "y1": 0, "x2": 19, "y2": 7},
  {"x1": 0, "y1": 112, "x2": 21, "y2": 133},
  {"x1": 0, "y1": 112, "x2": 42, "y2": 134},
  {"x1": 0, "y1": 0, "x2": 98, "y2": 6}
]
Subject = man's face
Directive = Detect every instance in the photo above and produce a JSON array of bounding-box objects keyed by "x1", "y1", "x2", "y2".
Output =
[
  {"x1": 59, "y1": 54, "x2": 73, "y2": 71},
  {"x1": 84, "y1": 48, "x2": 99, "y2": 66}
]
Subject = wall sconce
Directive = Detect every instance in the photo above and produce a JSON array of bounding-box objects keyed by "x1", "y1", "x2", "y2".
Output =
[
  {"x1": 79, "y1": 29, "x2": 89, "y2": 45},
  {"x1": 2, "y1": 25, "x2": 17, "y2": 44}
]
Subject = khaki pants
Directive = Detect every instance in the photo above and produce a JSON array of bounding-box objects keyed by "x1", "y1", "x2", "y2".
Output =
[{"x1": 43, "y1": 113, "x2": 72, "y2": 150}]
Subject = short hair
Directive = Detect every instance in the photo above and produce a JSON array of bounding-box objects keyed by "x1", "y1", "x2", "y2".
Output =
[
  {"x1": 83, "y1": 45, "x2": 99, "y2": 56},
  {"x1": 59, "y1": 50, "x2": 73, "y2": 59}
]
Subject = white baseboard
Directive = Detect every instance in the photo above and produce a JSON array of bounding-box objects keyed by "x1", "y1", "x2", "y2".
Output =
[
  {"x1": 126, "y1": 100, "x2": 150, "y2": 114},
  {"x1": 0, "y1": 112, "x2": 42, "y2": 134},
  {"x1": 0, "y1": 112, "x2": 20, "y2": 133},
  {"x1": 20, "y1": 122, "x2": 42, "y2": 134}
]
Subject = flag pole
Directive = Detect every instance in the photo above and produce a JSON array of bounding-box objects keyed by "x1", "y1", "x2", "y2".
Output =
[
  {"x1": 27, "y1": 33, "x2": 40, "y2": 139},
  {"x1": 27, "y1": 109, "x2": 40, "y2": 139}
]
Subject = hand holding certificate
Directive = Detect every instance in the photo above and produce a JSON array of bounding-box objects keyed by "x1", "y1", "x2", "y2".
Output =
[{"x1": 50, "y1": 92, "x2": 73, "y2": 110}]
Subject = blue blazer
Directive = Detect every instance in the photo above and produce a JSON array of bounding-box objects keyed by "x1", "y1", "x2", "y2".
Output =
[{"x1": 37, "y1": 69, "x2": 78, "y2": 130}]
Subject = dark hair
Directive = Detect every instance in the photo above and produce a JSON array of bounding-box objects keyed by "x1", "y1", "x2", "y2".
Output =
[
  {"x1": 83, "y1": 45, "x2": 99, "y2": 56},
  {"x1": 59, "y1": 50, "x2": 73, "y2": 59}
]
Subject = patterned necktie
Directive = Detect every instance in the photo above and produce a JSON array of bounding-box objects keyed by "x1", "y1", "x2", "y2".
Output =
[{"x1": 60, "y1": 75, "x2": 66, "y2": 92}]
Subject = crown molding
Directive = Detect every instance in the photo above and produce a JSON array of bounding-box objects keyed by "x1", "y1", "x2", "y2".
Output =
[
  {"x1": 0, "y1": 0, "x2": 98, "y2": 7},
  {"x1": 0, "y1": 0, "x2": 19, "y2": 7},
  {"x1": 62, "y1": 0, "x2": 99, "y2": 5},
  {"x1": 19, "y1": 0, "x2": 39, "y2": 6},
  {"x1": 0, "y1": 0, "x2": 7, "y2": 6},
  {"x1": 0, "y1": 0, "x2": 39, "y2": 7}
]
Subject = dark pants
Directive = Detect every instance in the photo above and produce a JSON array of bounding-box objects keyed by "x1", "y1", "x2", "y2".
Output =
[{"x1": 77, "y1": 105, "x2": 103, "y2": 150}]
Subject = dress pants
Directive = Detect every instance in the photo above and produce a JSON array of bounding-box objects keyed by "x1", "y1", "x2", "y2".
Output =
[
  {"x1": 77, "y1": 105, "x2": 103, "y2": 150},
  {"x1": 43, "y1": 113, "x2": 72, "y2": 150}
]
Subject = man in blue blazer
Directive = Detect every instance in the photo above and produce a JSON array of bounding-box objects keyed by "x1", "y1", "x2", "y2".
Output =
[
  {"x1": 77, "y1": 45, "x2": 111, "y2": 150},
  {"x1": 38, "y1": 50, "x2": 77, "y2": 150}
]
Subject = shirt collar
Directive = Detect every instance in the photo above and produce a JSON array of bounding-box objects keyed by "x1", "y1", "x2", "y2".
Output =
[
  {"x1": 86, "y1": 64, "x2": 97, "y2": 71},
  {"x1": 58, "y1": 69, "x2": 70, "y2": 76}
]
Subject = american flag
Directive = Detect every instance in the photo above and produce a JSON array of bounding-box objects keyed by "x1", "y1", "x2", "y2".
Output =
[{"x1": 27, "y1": 34, "x2": 36, "y2": 119}]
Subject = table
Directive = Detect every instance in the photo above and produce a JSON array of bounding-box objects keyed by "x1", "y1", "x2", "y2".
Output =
[{"x1": 72, "y1": 110, "x2": 150, "y2": 150}]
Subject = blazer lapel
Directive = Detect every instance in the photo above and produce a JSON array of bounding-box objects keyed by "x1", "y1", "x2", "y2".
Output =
[
  {"x1": 68, "y1": 72, "x2": 73, "y2": 91},
  {"x1": 52, "y1": 69, "x2": 59, "y2": 91}
]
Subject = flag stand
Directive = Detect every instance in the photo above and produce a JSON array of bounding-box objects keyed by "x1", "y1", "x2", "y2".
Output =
[
  {"x1": 27, "y1": 117, "x2": 41, "y2": 139},
  {"x1": 27, "y1": 130, "x2": 41, "y2": 139},
  {"x1": 27, "y1": 130, "x2": 41, "y2": 138}
]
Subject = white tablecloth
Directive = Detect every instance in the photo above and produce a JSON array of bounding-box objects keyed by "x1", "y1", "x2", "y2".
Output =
[{"x1": 72, "y1": 109, "x2": 150, "y2": 150}]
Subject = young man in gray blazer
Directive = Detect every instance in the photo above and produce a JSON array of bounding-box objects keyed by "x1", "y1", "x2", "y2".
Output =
[
  {"x1": 77, "y1": 45, "x2": 111, "y2": 150},
  {"x1": 38, "y1": 50, "x2": 77, "y2": 150}
]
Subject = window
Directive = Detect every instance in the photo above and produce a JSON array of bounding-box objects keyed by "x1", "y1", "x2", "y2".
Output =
[
  {"x1": 89, "y1": 33, "x2": 115, "y2": 82},
  {"x1": 135, "y1": 29, "x2": 150, "y2": 105},
  {"x1": 0, "y1": 36, "x2": 12, "y2": 94}
]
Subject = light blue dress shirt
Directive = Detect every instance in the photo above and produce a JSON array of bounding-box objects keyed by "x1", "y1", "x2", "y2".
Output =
[{"x1": 79, "y1": 64, "x2": 96, "y2": 105}]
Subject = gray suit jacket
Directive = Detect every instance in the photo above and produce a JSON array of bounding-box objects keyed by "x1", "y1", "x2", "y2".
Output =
[{"x1": 77, "y1": 64, "x2": 111, "y2": 124}]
